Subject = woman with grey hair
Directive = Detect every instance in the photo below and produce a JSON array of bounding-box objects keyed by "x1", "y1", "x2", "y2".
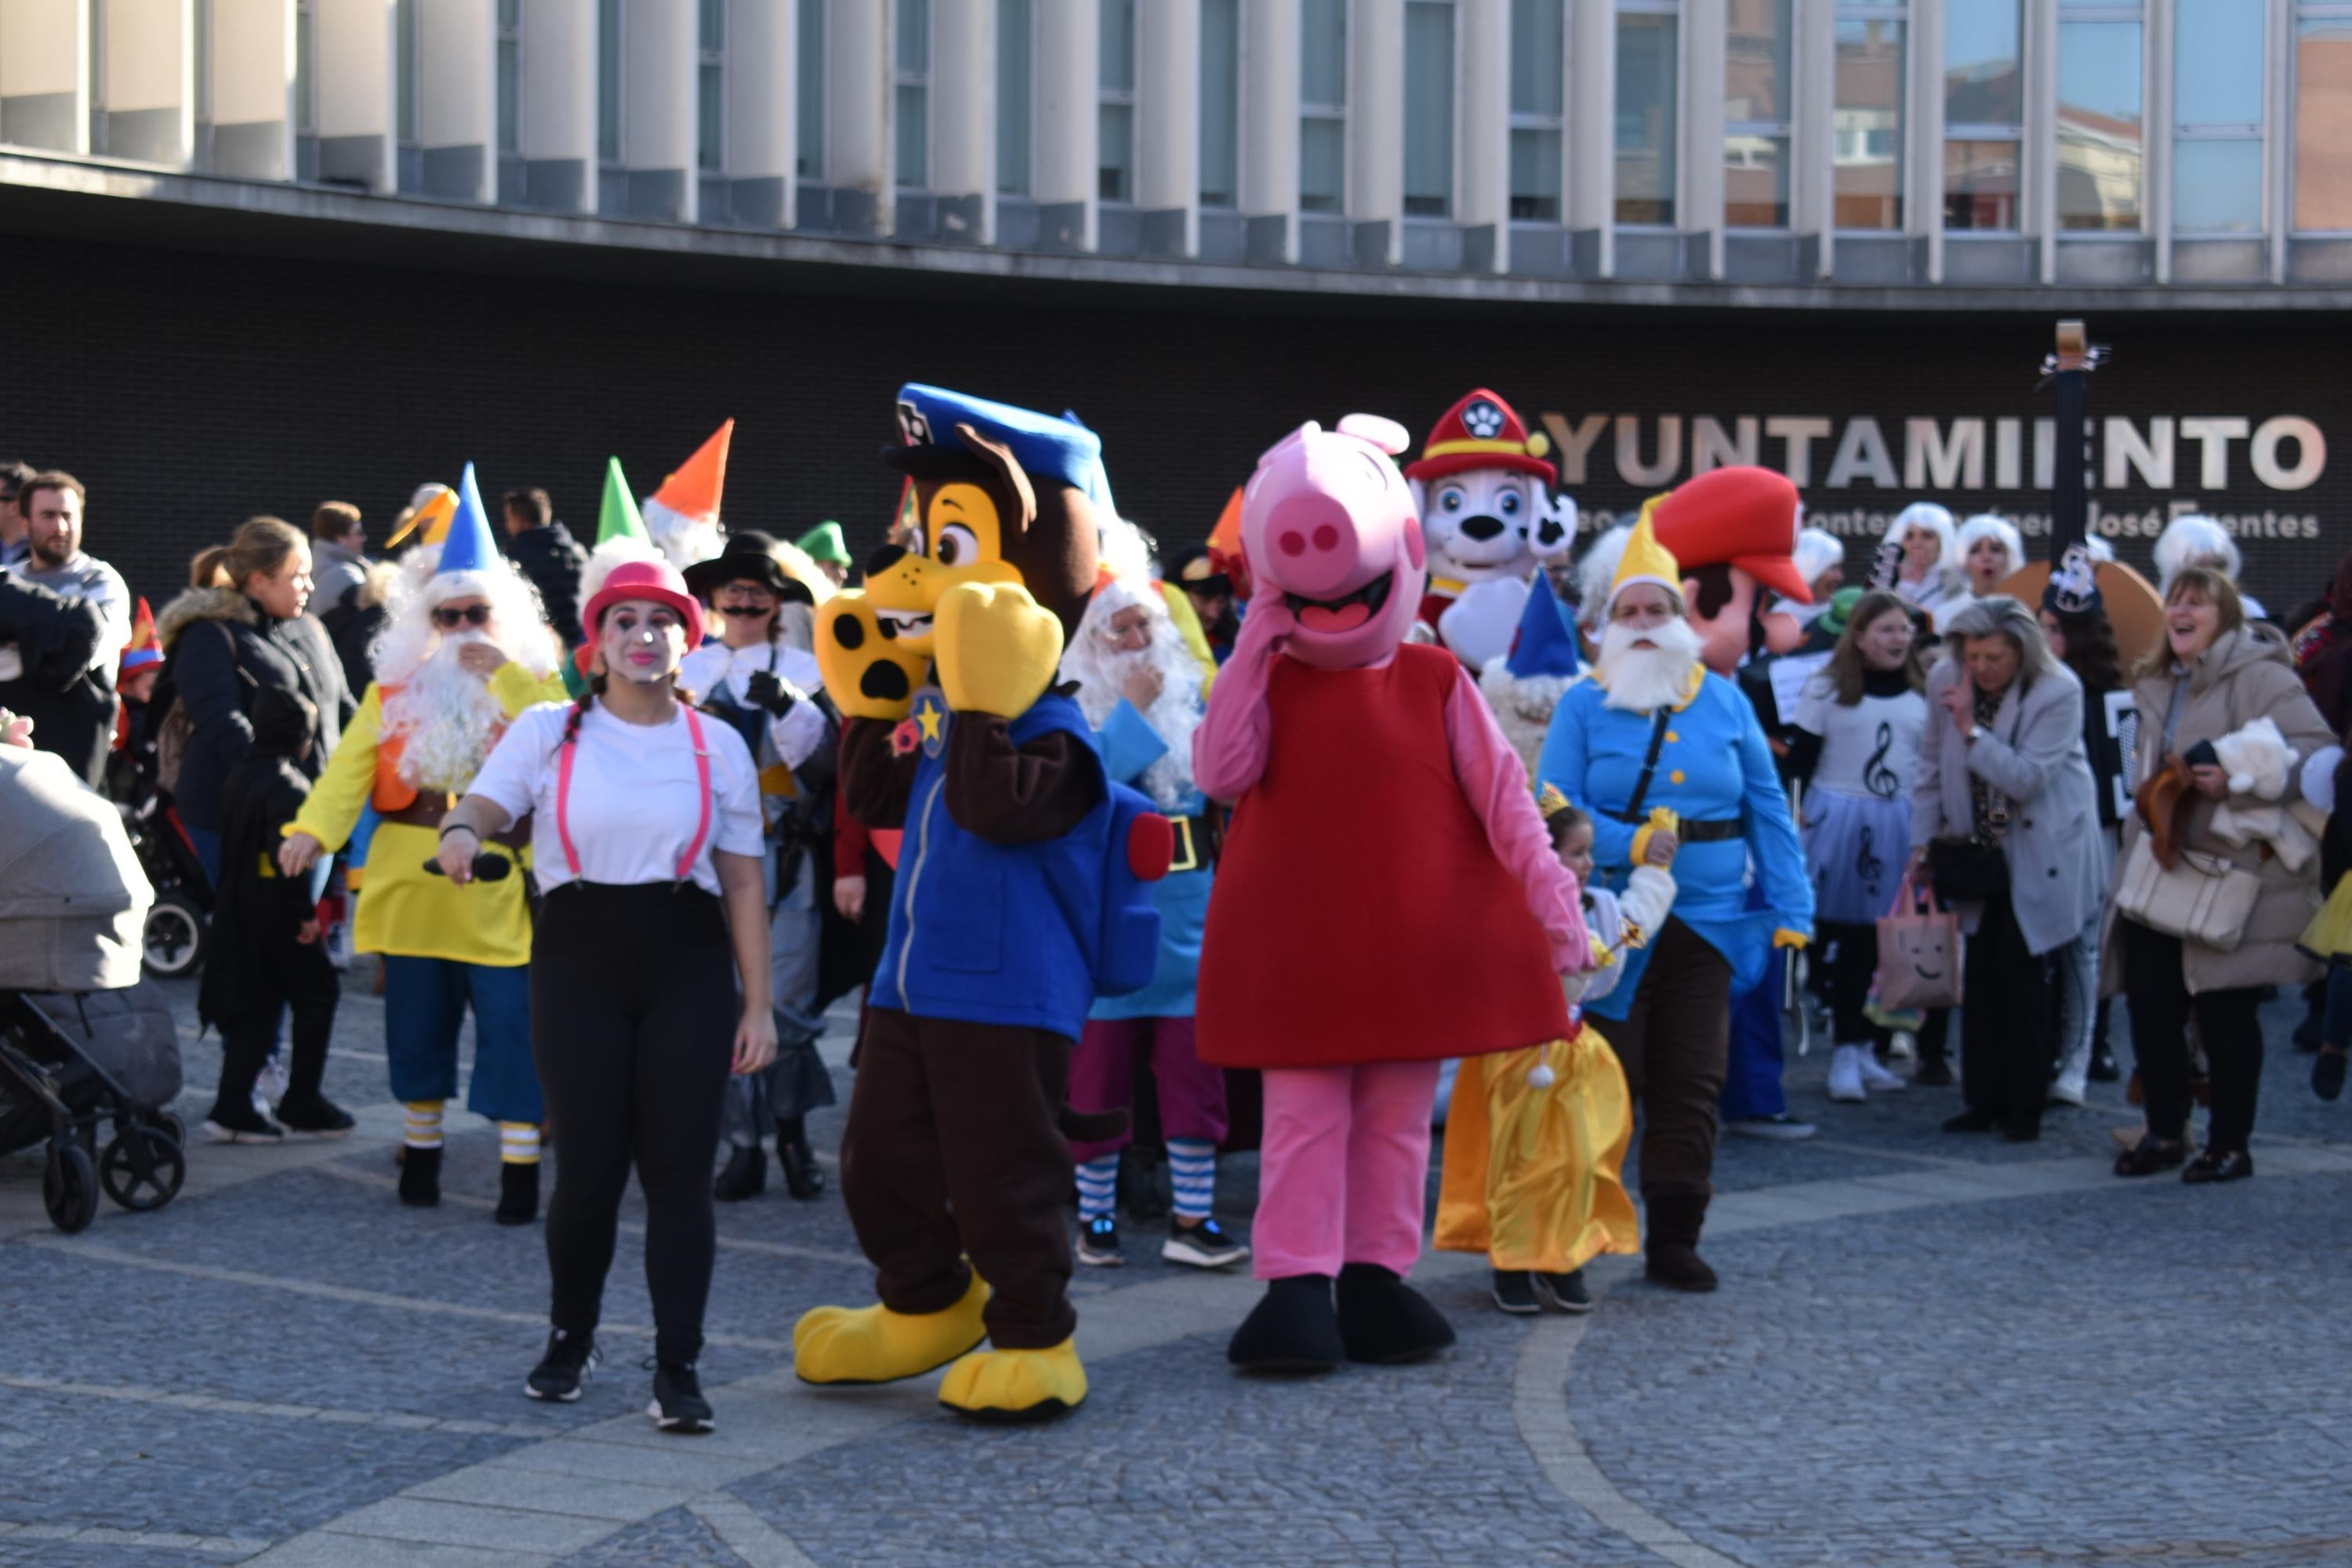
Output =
[{"x1": 1909, "y1": 596, "x2": 2106, "y2": 1142}]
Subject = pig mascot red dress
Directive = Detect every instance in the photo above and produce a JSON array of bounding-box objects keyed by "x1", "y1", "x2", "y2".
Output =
[{"x1": 1193, "y1": 415, "x2": 1591, "y2": 1373}]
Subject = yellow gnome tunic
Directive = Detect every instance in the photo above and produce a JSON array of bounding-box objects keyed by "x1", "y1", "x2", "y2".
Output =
[{"x1": 1435, "y1": 861, "x2": 1675, "y2": 1275}]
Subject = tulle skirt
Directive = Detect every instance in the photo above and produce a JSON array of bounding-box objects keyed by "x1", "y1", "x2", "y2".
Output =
[{"x1": 1803, "y1": 786, "x2": 1913, "y2": 926}]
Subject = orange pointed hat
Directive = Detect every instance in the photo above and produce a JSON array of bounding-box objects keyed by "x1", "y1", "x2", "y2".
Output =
[
  {"x1": 1650, "y1": 466, "x2": 1811, "y2": 604},
  {"x1": 652, "y1": 419, "x2": 734, "y2": 526},
  {"x1": 1204, "y1": 485, "x2": 1250, "y2": 600}
]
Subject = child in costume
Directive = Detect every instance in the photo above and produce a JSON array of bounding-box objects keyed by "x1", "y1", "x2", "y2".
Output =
[
  {"x1": 1194, "y1": 414, "x2": 1589, "y2": 1374},
  {"x1": 1436, "y1": 790, "x2": 1665, "y2": 1313},
  {"x1": 795, "y1": 384, "x2": 1168, "y2": 1421}
]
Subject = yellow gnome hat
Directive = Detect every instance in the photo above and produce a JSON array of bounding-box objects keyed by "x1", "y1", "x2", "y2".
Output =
[{"x1": 1608, "y1": 501, "x2": 1682, "y2": 610}]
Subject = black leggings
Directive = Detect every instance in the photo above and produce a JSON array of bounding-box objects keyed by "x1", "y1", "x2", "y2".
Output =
[
  {"x1": 2123, "y1": 919, "x2": 2264, "y2": 1151},
  {"x1": 1819, "y1": 920, "x2": 1889, "y2": 1050},
  {"x1": 531, "y1": 881, "x2": 736, "y2": 1364},
  {"x1": 1960, "y1": 896, "x2": 2053, "y2": 1138}
]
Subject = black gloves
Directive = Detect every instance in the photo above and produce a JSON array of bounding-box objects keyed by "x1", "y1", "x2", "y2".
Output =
[{"x1": 746, "y1": 669, "x2": 799, "y2": 717}]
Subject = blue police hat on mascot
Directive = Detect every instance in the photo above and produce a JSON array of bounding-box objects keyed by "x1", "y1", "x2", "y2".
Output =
[
  {"x1": 436, "y1": 462, "x2": 499, "y2": 577},
  {"x1": 1504, "y1": 571, "x2": 1581, "y2": 679},
  {"x1": 891, "y1": 383, "x2": 1106, "y2": 500}
]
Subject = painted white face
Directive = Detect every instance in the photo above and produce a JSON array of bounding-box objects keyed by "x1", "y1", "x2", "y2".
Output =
[{"x1": 1408, "y1": 467, "x2": 1572, "y2": 583}]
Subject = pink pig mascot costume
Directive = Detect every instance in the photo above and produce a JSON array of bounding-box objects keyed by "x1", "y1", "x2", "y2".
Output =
[{"x1": 1193, "y1": 415, "x2": 1591, "y2": 1372}]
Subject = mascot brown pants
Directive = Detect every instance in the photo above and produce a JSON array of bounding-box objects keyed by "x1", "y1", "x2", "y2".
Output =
[{"x1": 840, "y1": 1007, "x2": 1078, "y2": 1350}]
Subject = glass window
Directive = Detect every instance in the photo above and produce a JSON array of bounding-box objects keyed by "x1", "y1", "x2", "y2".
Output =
[
  {"x1": 1834, "y1": 16, "x2": 1904, "y2": 229},
  {"x1": 1100, "y1": 0, "x2": 1135, "y2": 201},
  {"x1": 1301, "y1": 0, "x2": 1347, "y2": 212},
  {"x1": 999, "y1": 0, "x2": 1032, "y2": 194},
  {"x1": 1945, "y1": 137, "x2": 2021, "y2": 227},
  {"x1": 195, "y1": 0, "x2": 211, "y2": 126},
  {"x1": 1946, "y1": 0, "x2": 2024, "y2": 127},
  {"x1": 296, "y1": 1, "x2": 315, "y2": 137},
  {"x1": 699, "y1": 0, "x2": 721, "y2": 51},
  {"x1": 597, "y1": 0, "x2": 621, "y2": 164},
  {"x1": 1403, "y1": 2, "x2": 1454, "y2": 216},
  {"x1": 2056, "y1": 18, "x2": 2143, "y2": 230},
  {"x1": 1201, "y1": 0, "x2": 1241, "y2": 206},
  {"x1": 697, "y1": 0, "x2": 723, "y2": 172},
  {"x1": 2296, "y1": 18, "x2": 2352, "y2": 229},
  {"x1": 1725, "y1": 0, "x2": 1792, "y2": 226},
  {"x1": 896, "y1": 0, "x2": 928, "y2": 187},
  {"x1": 1614, "y1": 10, "x2": 1678, "y2": 225},
  {"x1": 2176, "y1": 0, "x2": 2263, "y2": 234},
  {"x1": 797, "y1": 0, "x2": 823, "y2": 179},
  {"x1": 497, "y1": 0, "x2": 521, "y2": 157},
  {"x1": 2176, "y1": 139, "x2": 2263, "y2": 230},
  {"x1": 1510, "y1": 0, "x2": 1565, "y2": 220}
]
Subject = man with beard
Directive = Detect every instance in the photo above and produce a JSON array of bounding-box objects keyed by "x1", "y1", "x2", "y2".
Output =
[
  {"x1": 279, "y1": 470, "x2": 568, "y2": 1221},
  {"x1": 4, "y1": 472, "x2": 129, "y2": 786},
  {"x1": 1536, "y1": 514, "x2": 1812, "y2": 1292},
  {"x1": 1058, "y1": 557, "x2": 1246, "y2": 1271}
]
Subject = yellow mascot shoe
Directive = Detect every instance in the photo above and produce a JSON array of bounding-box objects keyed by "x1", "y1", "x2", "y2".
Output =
[
  {"x1": 815, "y1": 592, "x2": 931, "y2": 722},
  {"x1": 933, "y1": 582, "x2": 1064, "y2": 718},
  {"x1": 793, "y1": 1272, "x2": 989, "y2": 1386},
  {"x1": 936, "y1": 1337, "x2": 1087, "y2": 1423}
]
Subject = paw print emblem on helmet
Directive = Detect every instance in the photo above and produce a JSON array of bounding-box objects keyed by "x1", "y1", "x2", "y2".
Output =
[{"x1": 1463, "y1": 400, "x2": 1504, "y2": 440}]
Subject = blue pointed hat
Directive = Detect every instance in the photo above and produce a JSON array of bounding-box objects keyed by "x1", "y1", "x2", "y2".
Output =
[
  {"x1": 437, "y1": 463, "x2": 499, "y2": 577},
  {"x1": 1504, "y1": 572, "x2": 1581, "y2": 679}
]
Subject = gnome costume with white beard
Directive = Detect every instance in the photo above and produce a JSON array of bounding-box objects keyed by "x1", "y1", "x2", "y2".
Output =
[
  {"x1": 1056, "y1": 568, "x2": 1243, "y2": 1269},
  {"x1": 1534, "y1": 512, "x2": 1812, "y2": 1294},
  {"x1": 287, "y1": 465, "x2": 571, "y2": 1221}
]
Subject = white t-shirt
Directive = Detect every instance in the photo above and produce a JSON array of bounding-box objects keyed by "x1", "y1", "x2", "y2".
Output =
[
  {"x1": 469, "y1": 699, "x2": 764, "y2": 897},
  {"x1": 678, "y1": 639, "x2": 827, "y2": 770},
  {"x1": 1794, "y1": 675, "x2": 1926, "y2": 802}
]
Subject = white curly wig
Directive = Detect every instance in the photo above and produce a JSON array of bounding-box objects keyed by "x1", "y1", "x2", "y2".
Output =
[{"x1": 2154, "y1": 513, "x2": 2242, "y2": 588}]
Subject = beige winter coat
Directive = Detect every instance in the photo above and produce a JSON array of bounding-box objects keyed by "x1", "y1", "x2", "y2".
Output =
[{"x1": 2100, "y1": 622, "x2": 2334, "y2": 995}]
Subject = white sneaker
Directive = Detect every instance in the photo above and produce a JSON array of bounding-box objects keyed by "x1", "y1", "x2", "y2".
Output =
[
  {"x1": 1828, "y1": 1046, "x2": 1867, "y2": 1104},
  {"x1": 1888, "y1": 1029, "x2": 1918, "y2": 1065},
  {"x1": 1856, "y1": 1049, "x2": 1907, "y2": 1093},
  {"x1": 2049, "y1": 1070, "x2": 2089, "y2": 1108}
]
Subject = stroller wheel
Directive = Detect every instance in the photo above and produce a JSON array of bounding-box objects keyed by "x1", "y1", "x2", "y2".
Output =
[
  {"x1": 152, "y1": 1111, "x2": 187, "y2": 1150},
  {"x1": 142, "y1": 890, "x2": 208, "y2": 978},
  {"x1": 101, "y1": 1124, "x2": 187, "y2": 1212},
  {"x1": 43, "y1": 1141, "x2": 99, "y2": 1234}
]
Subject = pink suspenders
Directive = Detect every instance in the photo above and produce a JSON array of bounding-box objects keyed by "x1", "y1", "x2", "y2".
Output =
[{"x1": 555, "y1": 706, "x2": 714, "y2": 884}]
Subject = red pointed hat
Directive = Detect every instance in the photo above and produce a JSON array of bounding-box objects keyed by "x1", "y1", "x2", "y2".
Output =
[
  {"x1": 581, "y1": 559, "x2": 706, "y2": 648},
  {"x1": 1403, "y1": 389, "x2": 1556, "y2": 486},
  {"x1": 1651, "y1": 466, "x2": 1812, "y2": 604}
]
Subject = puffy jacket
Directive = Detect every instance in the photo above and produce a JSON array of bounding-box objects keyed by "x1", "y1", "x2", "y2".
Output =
[
  {"x1": 0, "y1": 573, "x2": 111, "y2": 786},
  {"x1": 503, "y1": 523, "x2": 589, "y2": 648},
  {"x1": 156, "y1": 586, "x2": 354, "y2": 831}
]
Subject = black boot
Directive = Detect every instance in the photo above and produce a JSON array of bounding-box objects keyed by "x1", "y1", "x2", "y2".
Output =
[
  {"x1": 1643, "y1": 1192, "x2": 1718, "y2": 1292},
  {"x1": 1335, "y1": 1262, "x2": 1457, "y2": 1364},
  {"x1": 777, "y1": 1117, "x2": 826, "y2": 1200},
  {"x1": 495, "y1": 1161, "x2": 539, "y2": 1226},
  {"x1": 713, "y1": 1143, "x2": 765, "y2": 1202},
  {"x1": 1228, "y1": 1274, "x2": 1343, "y2": 1373},
  {"x1": 398, "y1": 1144, "x2": 443, "y2": 1207}
]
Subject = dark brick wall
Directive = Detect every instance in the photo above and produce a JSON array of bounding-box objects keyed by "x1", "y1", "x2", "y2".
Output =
[{"x1": 7, "y1": 238, "x2": 2346, "y2": 623}]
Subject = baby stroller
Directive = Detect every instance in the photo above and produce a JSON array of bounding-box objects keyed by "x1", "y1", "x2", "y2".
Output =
[
  {"x1": 1, "y1": 744, "x2": 188, "y2": 1232},
  {"x1": 108, "y1": 742, "x2": 212, "y2": 979}
]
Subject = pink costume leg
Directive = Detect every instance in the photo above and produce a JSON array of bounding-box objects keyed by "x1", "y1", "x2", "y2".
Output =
[
  {"x1": 1066, "y1": 1018, "x2": 1140, "y2": 1166},
  {"x1": 1252, "y1": 1065, "x2": 1356, "y2": 1279},
  {"x1": 1342, "y1": 1059, "x2": 1443, "y2": 1277}
]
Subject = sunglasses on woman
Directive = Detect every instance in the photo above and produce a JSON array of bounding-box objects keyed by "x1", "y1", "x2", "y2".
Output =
[{"x1": 432, "y1": 604, "x2": 493, "y2": 630}]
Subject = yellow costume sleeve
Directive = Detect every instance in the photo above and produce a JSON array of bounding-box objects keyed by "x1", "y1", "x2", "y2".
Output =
[
  {"x1": 1156, "y1": 580, "x2": 1219, "y2": 698},
  {"x1": 492, "y1": 661, "x2": 570, "y2": 717},
  {"x1": 289, "y1": 684, "x2": 383, "y2": 853}
]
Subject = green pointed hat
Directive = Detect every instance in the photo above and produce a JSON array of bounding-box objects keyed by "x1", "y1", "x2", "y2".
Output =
[
  {"x1": 796, "y1": 521, "x2": 851, "y2": 566},
  {"x1": 597, "y1": 456, "x2": 649, "y2": 545}
]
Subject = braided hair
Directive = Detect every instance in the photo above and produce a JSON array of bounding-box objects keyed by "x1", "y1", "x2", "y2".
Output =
[{"x1": 558, "y1": 670, "x2": 699, "y2": 750}]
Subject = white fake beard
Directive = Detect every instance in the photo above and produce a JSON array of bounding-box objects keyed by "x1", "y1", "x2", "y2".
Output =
[
  {"x1": 642, "y1": 499, "x2": 725, "y2": 570},
  {"x1": 1477, "y1": 659, "x2": 1572, "y2": 776},
  {"x1": 381, "y1": 633, "x2": 508, "y2": 792},
  {"x1": 1063, "y1": 635, "x2": 1203, "y2": 811},
  {"x1": 1596, "y1": 617, "x2": 1704, "y2": 713}
]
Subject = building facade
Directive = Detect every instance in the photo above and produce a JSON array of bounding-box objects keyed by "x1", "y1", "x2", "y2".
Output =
[{"x1": 0, "y1": 1, "x2": 2345, "y2": 615}]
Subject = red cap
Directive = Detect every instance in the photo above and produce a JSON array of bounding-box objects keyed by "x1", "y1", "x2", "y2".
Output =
[
  {"x1": 580, "y1": 559, "x2": 706, "y2": 648},
  {"x1": 1652, "y1": 466, "x2": 1812, "y2": 604},
  {"x1": 1403, "y1": 390, "x2": 1557, "y2": 486}
]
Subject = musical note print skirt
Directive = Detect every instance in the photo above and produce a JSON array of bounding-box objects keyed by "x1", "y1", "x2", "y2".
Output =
[{"x1": 1801, "y1": 786, "x2": 1914, "y2": 925}]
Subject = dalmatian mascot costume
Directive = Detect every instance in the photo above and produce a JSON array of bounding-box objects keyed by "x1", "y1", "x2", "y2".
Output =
[{"x1": 1406, "y1": 390, "x2": 1577, "y2": 670}]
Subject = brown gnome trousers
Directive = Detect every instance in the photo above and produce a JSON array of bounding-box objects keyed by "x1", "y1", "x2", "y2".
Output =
[
  {"x1": 1584, "y1": 917, "x2": 1733, "y2": 1207},
  {"x1": 840, "y1": 1007, "x2": 1080, "y2": 1351}
]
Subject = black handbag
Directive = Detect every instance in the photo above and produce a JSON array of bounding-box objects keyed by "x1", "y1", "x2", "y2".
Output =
[{"x1": 1927, "y1": 833, "x2": 2009, "y2": 901}]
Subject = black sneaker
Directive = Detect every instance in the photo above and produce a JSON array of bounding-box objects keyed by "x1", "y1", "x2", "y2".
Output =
[
  {"x1": 1076, "y1": 1215, "x2": 1123, "y2": 1267},
  {"x1": 202, "y1": 1100, "x2": 285, "y2": 1144},
  {"x1": 1537, "y1": 1269, "x2": 1595, "y2": 1314},
  {"x1": 273, "y1": 1093, "x2": 355, "y2": 1138},
  {"x1": 1490, "y1": 1269, "x2": 1541, "y2": 1315},
  {"x1": 524, "y1": 1330, "x2": 599, "y2": 1402},
  {"x1": 647, "y1": 1360, "x2": 713, "y2": 1434},
  {"x1": 1161, "y1": 1217, "x2": 1250, "y2": 1269}
]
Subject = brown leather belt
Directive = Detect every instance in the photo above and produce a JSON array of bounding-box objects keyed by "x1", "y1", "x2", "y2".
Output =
[{"x1": 379, "y1": 795, "x2": 531, "y2": 851}]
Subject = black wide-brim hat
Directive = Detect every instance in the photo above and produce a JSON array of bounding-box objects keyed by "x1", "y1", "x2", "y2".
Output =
[{"x1": 682, "y1": 530, "x2": 813, "y2": 604}]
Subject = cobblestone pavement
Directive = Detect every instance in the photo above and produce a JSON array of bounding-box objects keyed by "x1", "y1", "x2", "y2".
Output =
[{"x1": 3, "y1": 972, "x2": 2347, "y2": 1566}]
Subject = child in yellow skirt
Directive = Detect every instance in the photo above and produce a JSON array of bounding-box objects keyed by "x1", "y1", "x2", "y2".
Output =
[{"x1": 1436, "y1": 789, "x2": 1675, "y2": 1313}]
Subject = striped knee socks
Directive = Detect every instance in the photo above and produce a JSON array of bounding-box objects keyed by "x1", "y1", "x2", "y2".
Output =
[
  {"x1": 1168, "y1": 1138, "x2": 1216, "y2": 1223},
  {"x1": 1076, "y1": 1153, "x2": 1119, "y2": 1223},
  {"x1": 499, "y1": 1122, "x2": 542, "y2": 1166},
  {"x1": 403, "y1": 1101, "x2": 445, "y2": 1149}
]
